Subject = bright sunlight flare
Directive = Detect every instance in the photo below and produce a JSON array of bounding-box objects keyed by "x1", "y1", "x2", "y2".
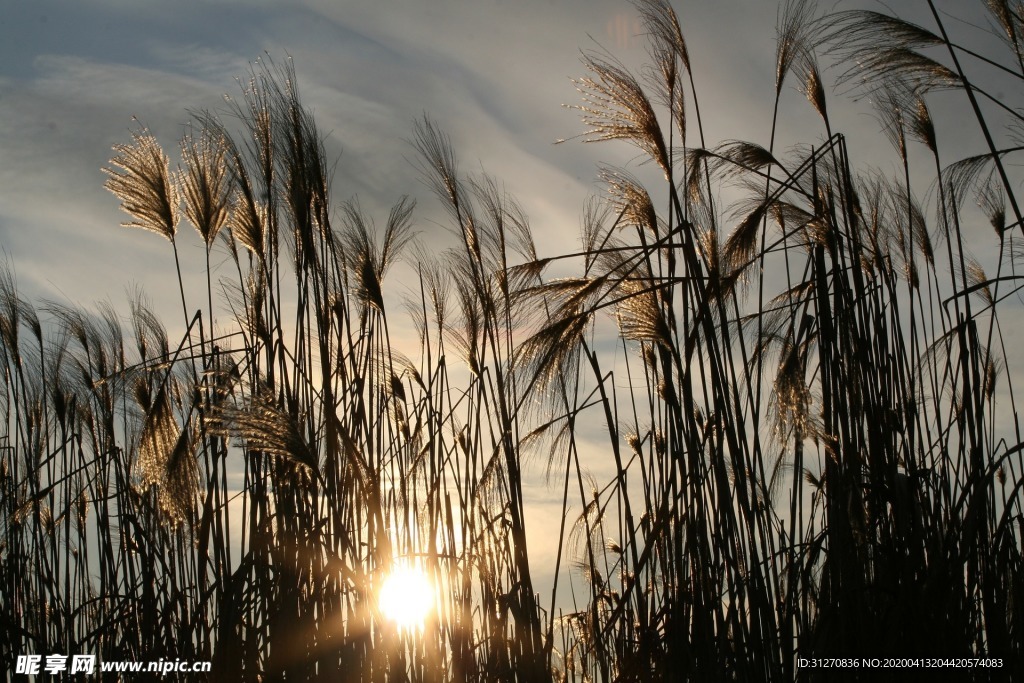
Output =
[{"x1": 379, "y1": 563, "x2": 434, "y2": 630}]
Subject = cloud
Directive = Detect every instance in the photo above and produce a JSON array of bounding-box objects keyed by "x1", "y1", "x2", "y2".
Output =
[
  {"x1": 0, "y1": 0, "x2": 802, "y2": 317},
  {"x1": 0, "y1": 54, "x2": 235, "y2": 312}
]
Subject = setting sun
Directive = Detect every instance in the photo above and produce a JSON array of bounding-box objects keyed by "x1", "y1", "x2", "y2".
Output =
[{"x1": 378, "y1": 564, "x2": 434, "y2": 630}]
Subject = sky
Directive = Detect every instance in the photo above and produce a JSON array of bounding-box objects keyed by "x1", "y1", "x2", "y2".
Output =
[
  {"x1": 1, "y1": 0, "x2": 1004, "y2": 309},
  {"x1": 2, "y1": 0, "x2": 1021, "y2": 605},
  {"x1": 0, "y1": 0, "x2": 814, "y2": 315}
]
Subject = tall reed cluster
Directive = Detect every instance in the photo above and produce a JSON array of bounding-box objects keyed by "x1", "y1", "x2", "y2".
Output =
[{"x1": 2, "y1": 1, "x2": 1023, "y2": 680}]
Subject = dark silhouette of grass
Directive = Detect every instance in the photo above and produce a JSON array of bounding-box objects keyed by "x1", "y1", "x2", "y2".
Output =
[{"x1": 2, "y1": 1, "x2": 1024, "y2": 680}]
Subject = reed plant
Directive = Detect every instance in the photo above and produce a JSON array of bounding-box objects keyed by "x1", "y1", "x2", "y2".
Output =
[{"x1": 2, "y1": 1, "x2": 1023, "y2": 681}]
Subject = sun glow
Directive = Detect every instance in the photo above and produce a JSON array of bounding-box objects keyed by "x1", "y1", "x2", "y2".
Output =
[{"x1": 379, "y1": 563, "x2": 434, "y2": 630}]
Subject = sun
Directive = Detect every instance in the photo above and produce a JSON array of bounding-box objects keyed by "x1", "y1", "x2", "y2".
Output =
[{"x1": 378, "y1": 563, "x2": 434, "y2": 630}]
